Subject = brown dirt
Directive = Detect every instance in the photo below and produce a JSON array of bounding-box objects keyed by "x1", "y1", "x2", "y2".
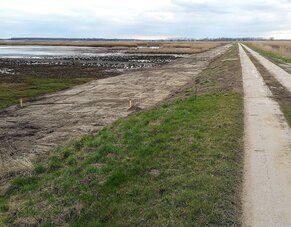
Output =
[
  {"x1": 0, "y1": 44, "x2": 232, "y2": 184},
  {"x1": 166, "y1": 44, "x2": 242, "y2": 103},
  {"x1": 0, "y1": 64, "x2": 117, "y2": 83}
]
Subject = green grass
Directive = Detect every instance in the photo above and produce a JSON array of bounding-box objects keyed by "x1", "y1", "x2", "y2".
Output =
[
  {"x1": 280, "y1": 103, "x2": 291, "y2": 126},
  {"x1": 0, "y1": 45, "x2": 244, "y2": 226},
  {"x1": 244, "y1": 42, "x2": 291, "y2": 64},
  {"x1": 0, "y1": 77, "x2": 90, "y2": 109},
  {"x1": 0, "y1": 92, "x2": 243, "y2": 226}
]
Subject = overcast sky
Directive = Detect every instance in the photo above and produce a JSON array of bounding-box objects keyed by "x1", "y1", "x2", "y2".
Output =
[{"x1": 0, "y1": 0, "x2": 291, "y2": 39}]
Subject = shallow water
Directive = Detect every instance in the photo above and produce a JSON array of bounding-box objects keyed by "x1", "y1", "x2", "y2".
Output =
[{"x1": 0, "y1": 45, "x2": 121, "y2": 58}]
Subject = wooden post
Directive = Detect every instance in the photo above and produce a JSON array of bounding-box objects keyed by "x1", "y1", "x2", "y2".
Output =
[
  {"x1": 129, "y1": 99, "x2": 132, "y2": 108},
  {"x1": 20, "y1": 98, "x2": 23, "y2": 108}
]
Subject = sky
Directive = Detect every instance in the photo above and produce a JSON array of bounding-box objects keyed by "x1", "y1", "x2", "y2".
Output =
[{"x1": 0, "y1": 0, "x2": 291, "y2": 39}]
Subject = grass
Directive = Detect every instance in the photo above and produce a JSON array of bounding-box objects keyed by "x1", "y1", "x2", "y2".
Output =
[
  {"x1": 245, "y1": 42, "x2": 291, "y2": 63},
  {"x1": 0, "y1": 94, "x2": 243, "y2": 226},
  {"x1": 280, "y1": 103, "x2": 291, "y2": 125},
  {"x1": 0, "y1": 77, "x2": 91, "y2": 109},
  {"x1": 0, "y1": 45, "x2": 244, "y2": 226}
]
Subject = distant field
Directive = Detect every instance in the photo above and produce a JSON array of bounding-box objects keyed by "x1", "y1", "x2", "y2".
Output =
[
  {"x1": 127, "y1": 42, "x2": 225, "y2": 54},
  {"x1": 0, "y1": 40, "x2": 226, "y2": 54},
  {"x1": 0, "y1": 40, "x2": 139, "y2": 47},
  {"x1": 247, "y1": 41, "x2": 291, "y2": 62}
]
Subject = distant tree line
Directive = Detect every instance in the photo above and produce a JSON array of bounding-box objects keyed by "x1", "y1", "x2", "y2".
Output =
[{"x1": 0, "y1": 37, "x2": 288, "y2": 42}]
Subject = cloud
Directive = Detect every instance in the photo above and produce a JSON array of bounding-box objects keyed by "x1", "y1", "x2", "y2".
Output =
[
  {"x1": 264, "y1": 30, "x2": 291, "y2": 39},
  {"x1": 0, "y1": 0, "x2": 290, "y2": 39}
]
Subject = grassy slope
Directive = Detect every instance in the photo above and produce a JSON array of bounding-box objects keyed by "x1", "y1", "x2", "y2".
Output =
[
  {"x1": 0, "y1": 77, "x2": 91, "y2": 109},
  {"x1": 244, "y1": 42, "x2": 291, "y2": 64},
  {"x1": 0, "y1": 45, "x2": 244, "y2": 226}
]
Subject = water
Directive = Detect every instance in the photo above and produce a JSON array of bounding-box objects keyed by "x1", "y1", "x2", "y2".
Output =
[{"x1": 0, "y1": 45, "x2": 121, "y2": 58}]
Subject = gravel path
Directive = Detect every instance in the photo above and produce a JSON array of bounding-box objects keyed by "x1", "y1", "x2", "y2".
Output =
[{"x1": 239, "y1": 44, "x2": 291, "y2": 227}]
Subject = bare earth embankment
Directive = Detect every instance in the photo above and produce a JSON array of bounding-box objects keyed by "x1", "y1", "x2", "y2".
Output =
[
  {"x1": 0, "y1": 44, "x2": 231, "y2": 182},
  {"x1": 0, "y1": 43, "x2": 245, "y2": 226},
  {"x1": 0, "y1": 53, "x2": 179, "y2": 109}
]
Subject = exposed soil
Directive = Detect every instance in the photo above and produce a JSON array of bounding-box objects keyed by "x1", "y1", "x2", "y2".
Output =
[
  {"x1": 0, "y1": 64, "x2": 117, "y2": 83},
  {"x1": 0, "y1": 43, "x2": 245, "y2": 227},
  {"x1": 166, "y1": 44, "x2": 242, "y2": 103},
  {"x1": 0, "y1": 53, "x2": 183, "y2": 109},
  {"x1": 0, "y1": 44, "x2": 231, "y2": 183},
  {"x1": 0, "y1": 54, "x2": 182, "y2": 79}
]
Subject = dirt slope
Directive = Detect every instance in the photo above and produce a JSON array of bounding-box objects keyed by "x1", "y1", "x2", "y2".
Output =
[
  {"x1": 239, "y1": 44, "x2": 291, "y2": 226},
  {"x1": 0, "y1": 44, "x2": 231, "y2": 180}
]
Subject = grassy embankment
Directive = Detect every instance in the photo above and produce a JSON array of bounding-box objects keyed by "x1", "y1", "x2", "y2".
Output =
[
  {"x1": 0, "y1": 77, "x2": 91, "y2": 109},
  {"x1": 245, "y1": 42, "x2": 291, "y2": 63},
  {"x1": 0, "y1": 45, "x2": 244, "y2": 226}
]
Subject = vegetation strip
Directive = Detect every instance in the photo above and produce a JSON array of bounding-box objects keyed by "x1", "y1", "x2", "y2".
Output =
[
  {"x1": 0, "y1": 41, "x2": 224, "y2": 54},
  {"x1": 244, "y1": 42, "x2": 291, "y2": 64},
  {"x1": 0, "y1": 45, "x2": 244, "y2": 226},
  {"x1": 0, "y1": 77, "x2": 93, "y2": 109}
]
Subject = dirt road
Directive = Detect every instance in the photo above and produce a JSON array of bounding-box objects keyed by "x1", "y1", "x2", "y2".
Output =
[
  {"x1": 0, "y1": 44, "x2": 231, "y2": 179},
  {"x1": 239, "y1": 44, "x2": 291, "y2": 226}
]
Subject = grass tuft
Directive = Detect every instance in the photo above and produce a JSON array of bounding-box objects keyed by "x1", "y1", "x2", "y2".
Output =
[{"x1": 1, "y1": 93, "x2": 243, "y2": 226}]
